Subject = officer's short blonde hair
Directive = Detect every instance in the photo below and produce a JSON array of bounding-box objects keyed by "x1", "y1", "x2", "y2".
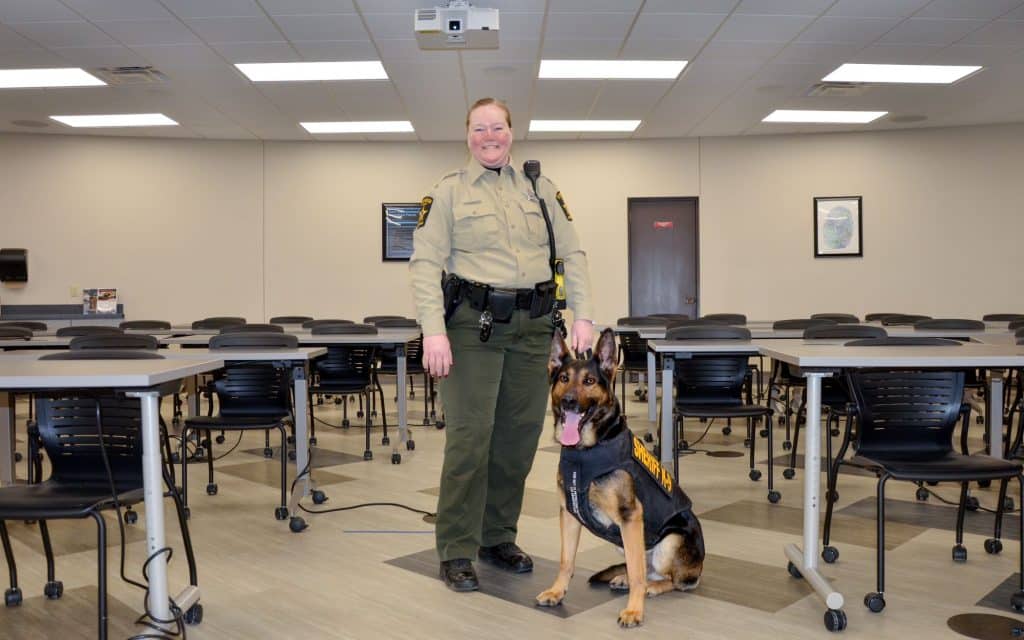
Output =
[{"x1": 466, "y1": 97, "x2": 511, "y2": 129}]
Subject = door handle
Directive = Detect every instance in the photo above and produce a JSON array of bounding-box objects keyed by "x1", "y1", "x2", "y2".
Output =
[{"x1": 685, "y1": 296, "x2": 696, "y2": 304}]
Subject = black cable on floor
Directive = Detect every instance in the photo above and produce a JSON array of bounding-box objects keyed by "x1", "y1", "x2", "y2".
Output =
[{"x1": 918, "y1": 485, "x2": 1020, "y2": 515}]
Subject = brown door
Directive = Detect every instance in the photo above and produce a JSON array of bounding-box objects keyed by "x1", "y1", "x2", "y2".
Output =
[{"x1": 627, "y1": 197, "x2": 699, "y2": 318}]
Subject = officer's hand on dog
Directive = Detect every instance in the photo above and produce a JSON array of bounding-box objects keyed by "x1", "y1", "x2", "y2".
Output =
[
  {"x1": 571, "y1": 319, "x2": 594, "y2": 354},
  {"x1": 423, "y1": 334, "x2": 453, "y2": 378}
]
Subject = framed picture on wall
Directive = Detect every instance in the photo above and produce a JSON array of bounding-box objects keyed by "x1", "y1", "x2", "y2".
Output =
[
  {"x1": 382, "y1": 202, "x2": 421, "y2": 261},
  {"x1": 814, "y1": 196, "x2": 863, "y2": 257}
]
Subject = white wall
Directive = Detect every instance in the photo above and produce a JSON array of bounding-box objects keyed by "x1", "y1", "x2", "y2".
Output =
[{"x1": 1, "y1": 124, "x2": 1022, "y2": 324}]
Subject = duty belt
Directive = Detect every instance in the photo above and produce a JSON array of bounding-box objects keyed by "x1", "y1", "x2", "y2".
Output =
[{"x1": 442, "y1": 274, "x2": 562, "y2": 342}]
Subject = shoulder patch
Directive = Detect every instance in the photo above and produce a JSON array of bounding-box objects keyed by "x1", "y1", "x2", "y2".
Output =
[
  {"x1": 631, "y1": 435, "x2": 674, "y2": 496},
  {"x1": 555, "y1": 191, "x2": 573, "y2": 221},
  {"x1": 417, "y1": 196, "x2": 433, "y2": 228}
]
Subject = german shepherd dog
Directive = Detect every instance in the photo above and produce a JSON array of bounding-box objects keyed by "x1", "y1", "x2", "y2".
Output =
[{"x1": 536, "y1": 328, "x2": 704, "y2": 627}]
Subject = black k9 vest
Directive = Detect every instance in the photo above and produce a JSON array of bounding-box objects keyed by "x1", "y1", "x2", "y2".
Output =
[{"x1": 559, "y1": 427, "x2": 693, "y2": 549}]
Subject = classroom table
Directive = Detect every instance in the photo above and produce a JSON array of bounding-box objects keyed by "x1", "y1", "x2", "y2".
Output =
[{"x1": 0, "y1": 357, "x2": 223, "y2": 629}]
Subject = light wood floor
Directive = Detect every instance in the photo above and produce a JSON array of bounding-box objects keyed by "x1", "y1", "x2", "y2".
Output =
[{"x1": 0, "y1": 382, "x2": 1021, "y2": 639}]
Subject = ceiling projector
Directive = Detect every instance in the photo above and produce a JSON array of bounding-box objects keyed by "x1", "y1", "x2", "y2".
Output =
[{"x1": 414, "y1": 1, "x2": 499, "y2": 50}]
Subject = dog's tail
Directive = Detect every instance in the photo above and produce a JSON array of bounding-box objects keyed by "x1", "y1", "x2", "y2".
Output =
[{"x1": 588, "y1": 563, "x2": 627, "y2": 585}]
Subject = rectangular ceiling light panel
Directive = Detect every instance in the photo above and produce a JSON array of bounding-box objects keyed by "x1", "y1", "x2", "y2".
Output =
[
  {"x1": 236, "y1": 61, "x2": 388, "y2": 82},
  {"x1": 763, "y1": 110, "x2": 887, "y2": 124},
  {"x1": 0, "y1": 68, "x2": 105, "y2": 88},
  {"x1": 50, "y1": 113, "x2": 178, "y2": 127},
  {"x1": 823, "y1": 63, "x2": 981, "y2": 84}
]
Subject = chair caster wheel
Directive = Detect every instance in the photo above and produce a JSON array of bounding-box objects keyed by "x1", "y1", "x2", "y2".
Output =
[
  {"x1": 639, "y1": 393, "x2": 647, "y2": 402},
  {"x1": 677, "y1": 440, "x2": 690, "y2": 452},
  {"x1": 43, "y1": 581, "x2": 63, "y2": 600},
  {"x1": 824, "y1": 608, "x2": 847, "y2": 632},
  {"x1": 977, "y1": 479, "x2": 991, "y2": 488},
  {"x1": 985, "y1": 538, "x2": 1003, "y2": 555},
  {"x1": 363, "y1": 450, "x2": 373, "y2": 461},
  {"x1": 435, "y1": 420, "x2": 445, "y2": 429},
  {"x1": 1004, "y1": 497, "x2": 1016, "y2": 512},
  {"x1": 312, "y1": 490, "x2": 328, "y2": 505},
  {"x1": 406, "y1": 440, "x2": 415, "y2": 451},
  {"x1": 316, "y1": 397, "x2": 324, "y2": 406},
  {"x1": 864, "y1": 592, "x2": 885, "y2": 613},
  {"x1": 14, "y1": 452, "x2": 22, "y2": 462},
  {"x1": 263, "y1": 447, "x2": 273, "y2": 458},
  {"x1": 916, "y1": 487, "x2": 929, "y2": 501},
  {"x1": 822, "y1": 546, "x2": 839, "y2": 563},
  {"x1": 124, "y1": 509, "x2": 138, "y2": 524},
  {"x1": 286, "y1": 450, "x2": 295, "y2": 461},
  {"x1": 830, "y1": 428, "x2": 840, "y2": 437},
  {"x1": 1012, "y1": 590, "x2": 1024, "y2": 612},
  {"x1": 722, "y1": 426, "x2": 732, "y2": 436},
  {"x1": 342, "y1": 419, "x2": 351, "y2": 428},
  {"x1": 356, "y1": 412, "x2": 364, "y2": 419},
  {"x1": 787, "y1": 561, "x2": 802, "y2": 579},
  {"x1": 274, "y1": 506, "x2": 289, "y2": 521},
  {"x1": 826, "y1": 489, "x2": 839, "y2": 502},
  {"x1": 767, "y1": 491, "x2": 781, "y2": 504},
  {"x1": 215, "y1": 435, "x2": 225, "y2": 444},
  {"x1": 643, "y1": 432, "x2": 653, "y2": 443},
  {"x1": 171, "y1": 452, "x2": 181, "y2": 464},
  {"x1": 286, "y1": 436, "x2": 295, "y2": 445},
  {"x1": 334, "y1": 397, "x2": 342, "y2": 405},
  {"x1": 952, "y1": 545, "x2": 967, "y2": 562},
  {"x1": 371, "y1": 411, "x2": 378, "y2": 418},
  {"x1": 778, "y1": 416, "x2": 785, "y2": 425},
  {"x1": 781, "y1": 441, "x2": 792, "y2": 451},
  {"x1": 289, "y1": 517, "x2": 308, "y2": 533},
  {"x1": 382, "y1": 436, "x2": 390, "y2": 446},
  {"x1": 783, "y1": 468, "x2": 795, "y2": 480},
  {"x1": 749, "y1": 469, "x2": 762, "y2": 481},
  {"x1": 977, "y1": 415, "x2": 985, "y2": 424},
  {"x1": 5, "y1": 587, "x2": 22, "y2": 607},
  {"x1": 206, "y1": 483, "x2": 218, "y2": 496},
  {"x1": 759, "y1": 429, "x2": 768, "y2": 438},
  {"x1": 309, "y1": 437, "x2": 318, "y2": 447},
  {"x1": 184, "y1": 603, "x2": 203, "y2": 625},
  {"x1": 391, "y1": 453, "x2": 401, "y2": 464},
  {"x1": 422, "y1": 418, "x2": 431, "y2": 426},
  {"x1": 965, "y1": 496, "x2": 980, "y2": 511}
]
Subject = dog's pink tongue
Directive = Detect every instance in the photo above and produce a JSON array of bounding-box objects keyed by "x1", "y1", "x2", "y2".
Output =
[{"x1": 560, "y1": 411, "x2": 582, "y2": 446}]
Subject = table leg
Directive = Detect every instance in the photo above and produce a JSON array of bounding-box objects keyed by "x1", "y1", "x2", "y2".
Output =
[
  {"x1": 989, "y1": 369, "x2": 1005, "y2": 458},
  {"x1": 660, "y1": 355, "x2": 674, "y2": 470},
  {"x1": 647, "y1": 350, "x2": 657, "y2": 422},
  {"x1": 396, "y1": 343, "x2": 408, "y2": 455},
  {"x1": 0, "y1": 392, "x2": 13, "y2": 486},
  {"x1": 292, "y1": 365, "x2": 310, "y2": 498}
]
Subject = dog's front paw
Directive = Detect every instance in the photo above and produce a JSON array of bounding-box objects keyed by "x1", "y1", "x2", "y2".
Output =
[
  {"x1": 617, "y1": 608, "x2": 643, "y2": 628},
  {"x1": 536, "y1": 588, "x2": 566, "y2": 607},
  {"x1": 608, "y1": 574, "x2": 630, "y2": 591}
]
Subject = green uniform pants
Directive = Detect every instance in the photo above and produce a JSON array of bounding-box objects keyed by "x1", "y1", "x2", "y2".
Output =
[{"x1": 435, "y1": 303, "x2": 554, "y2": 561}]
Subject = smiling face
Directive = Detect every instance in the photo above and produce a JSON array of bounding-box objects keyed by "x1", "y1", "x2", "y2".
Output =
[{"x1": 467, "y1": 103, "x2": 513, "y2": 169}]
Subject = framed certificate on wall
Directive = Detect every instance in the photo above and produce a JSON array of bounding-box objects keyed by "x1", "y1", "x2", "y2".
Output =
[{"x1": 382, "y1": 202, "x2": 421, "y2": 261}]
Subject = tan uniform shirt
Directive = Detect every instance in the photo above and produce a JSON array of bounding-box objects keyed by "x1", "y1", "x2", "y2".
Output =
[{"x1": 409, "y1": 158, "x2": 593, "y2": 337}]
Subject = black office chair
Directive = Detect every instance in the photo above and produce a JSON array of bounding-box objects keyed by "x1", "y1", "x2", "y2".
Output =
[
  {"x1": 665, "y1": 325, "x2": 778, "y2": 502},
  {"x1": 0, "y1": 327, "x2": 31, "y2": 340},
  {"x1": 219, "y1": 323, "x2": 285, "y2": 334},
  {"x1": 69, "y1": 334, "x2": 159, "y2": 350},
  {"x1": 191, "y1": 317, "x2": 245, "y2": 330},
  {"x1": 766, "y1": 319, "x2": 838, "y2": 449},
  {"x1": 615, "y1": 317, "x2": 654, "y2": 405},
  {"x1": 371, "y1": 318, "x2": 430, "y2": 433},
  {"x1": 810, "y1": 313, "x2": 860, "y2": 324},
  {"x1": 914, "y1": 318, "x2": 985, "y2": 331},
  {"x1": 880, "y1": 314, "x2": 932, "y2": 326},
  {"x1": 363, "y1": 315, "x2": 407, "y2": 324},
  {"x1": 780, "y1": 325, "x2": 888, "y2": 482},
  {"x1": 54, "y1": 326, "x2": 123, "y2": 337},
  {"x1": 984, "y1": 314, "x2": 1024, "y2": 322},
  {"x1": 119, "y1": 320, "x2": 171, "y2": 330},
  {"x1": 700, "y1": 313, "x2": 747, "y2": 325},
  {"x1": 181, "y1": 333, "x2": 297, "y2": 521},
  {"x1": 269, "y1": 316, "x2": 313, "y2": 325},
  {"x1": 302, "y1": 319, "x2": 354, "y2": 329},
  {"x1": 0, "y1": 351, "x2": 199, "y2": 639},
  {"x1": 647, "y1": 313, "x2": 690, "y2": 322},
  {"x1": 0, "y1": 321, "x2": 47, "y2": 331},
  {"x1": 308, "y1": 324, "x2": 380, "y2": 460},
  {"x1": 820, "y1": 366, "x2": 1023, "y2": 615},
  {"x1": 865, "y1": 313, "x2": 902, "y2": 322}
]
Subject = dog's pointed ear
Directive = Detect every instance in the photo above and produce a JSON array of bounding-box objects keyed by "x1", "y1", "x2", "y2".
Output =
[
  {"x1": 593, "y1": 328, "x2": 618, "y2": 382},
  {"x1": 549, "y1": 331, "x2": 571, "y2": 379}
]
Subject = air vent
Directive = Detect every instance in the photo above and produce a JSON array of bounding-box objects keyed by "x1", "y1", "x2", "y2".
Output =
[
  {"x1": 93, "y1": 66, "x2": 168, "y2": 85},
  {"x1": 805, "y1": 82, "x2": 868, "y2": 97},
  {"x1": 416, "y1": 8, "x2": 438, "y2": 21}
]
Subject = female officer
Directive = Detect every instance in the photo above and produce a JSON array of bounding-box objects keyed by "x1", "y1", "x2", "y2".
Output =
[{"x1": 409, "y1": 97, "x2": 594, "y2": 592}]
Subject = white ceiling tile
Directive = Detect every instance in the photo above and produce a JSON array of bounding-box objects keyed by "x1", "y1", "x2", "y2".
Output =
[
  {"x1": 620, "y1": 37, "x2": 706, "y2": 59},
  {"x1": 546, "y1": 12, "x2": 634, "y2": 39},
  {"x1": 851, "y1": 43, "x2": 945, "y2": 63},
  {"x1": 160, "y1": 0, "x2": 264, "y2": 19},
  {"x1": 532, "y1": 79, "x2": 602, "y2": 118},
  {"x1": 361, "y1": 131, "x2": 417, "y2": 141},
  {"x1": 0, "y1": 0, "x2": 79, "y2": 22},
  {"x1": 926, "y1": 43, "x2": 1021, "y2": 64},
  {"x1": 8, "y1": 20, "x2": 118, "y2": 47},
  {"x1": 0, "y1": 21, "x2": 32, "y2": 48},
  {"x1": 1005, "y1": 5, "x2": 1024, "y2": 18},
  {"x1": 459, "y1": 39, "x2": 539, "y2": 63},
  {"x1": 385, "y1": 60, "x2": 464, "y2": 139},
  {"x1": 291, "y1": 39, "x2": 378, "y2": 60},
  {"x1": 494, "y1": 12, "x2": 544, "y2": 40},
  {"x1": 641, "y1": 60, "x2": 762, "y2": 136},
  {"x1": 332, "y1": 82, "x2": 406, "y2": 119},
  {"x1": 61, "y1": 0, "x2": 176, "y2": 21},
  {"x1": 550, "y1": 0, "x2": 642, "y2": 10},
  {"x1": 275, "y1": 13, "x2": 369, "y2": 41},
  {"x1": 713, "y1": 14, "x2": 816, "y2": 42},
  {"x1": 462, "y1": 62, "x2": 533, "y2": 115},
  {"x1": 374, "y1": 37, "x2": 423, "y2": 60},
  {"x1": 208, "y1": 40, "x2": 299, "y2": 62},
  {"x1": 184, "y1": 16, "x2": 284, "y2": 43},
  {"x1": 0, "y1": 46, "x2": 66, "y2": 65},
  {"x1": 95, "y1": 19, "x2": 203, "y2": 46},
  {"x1": 51, "y1": 45, "x2": 148, "y2": 67},
  {"x1": 134, "y1": 43, "x2": 226, "y2": 68},
  {"x1": 357, "y1": 0, "x2": 544, "y2": 9},
  {"x1": 630, "y1": 12, "x2": 729, "y2": 41},
  {"x1": 698, "y1": 40, "x2": 784, "y2": 62},
  {"x1": 735, "y1": 0, "x2": 833, "y2": 15},
  {"x1": 541, "y1": 38, "x2": 622, "y2": 58},
  {"x1": 260, "y1": 0, "x2": 357, "y2": 14},
  {"x1": 915, "y1": 0, "x2": 1024, "y2": 20},
  {"x1": 796, "y1": 16, "x2": 902, "y2": 43},
  {"x1": 642, "y1": 0, "x2": 739, "y2": 11},
  {"x1": 879, "y1": 18, "x2": 988, "y2": 45},
  {"x1": 962, "y1": 19, "x2": 1024, "y2": 45},
  {"x1": 590, "y1": 81, "x2": 670, "y2": 119},
  {"x1": 825, "y1": 0, "x2": 930, "y2": 18},
  {"x1": 362, "y1": 12, "x2": 413, "y2": 40},
  {"x1": 773, "y1": 42, "x2": 862, "y2": 64}
]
